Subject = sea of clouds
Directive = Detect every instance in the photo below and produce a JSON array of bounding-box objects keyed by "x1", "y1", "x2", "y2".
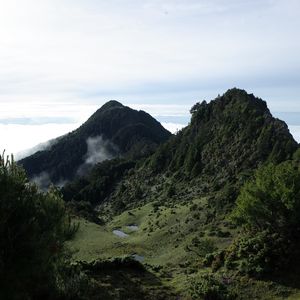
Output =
[{"x1": 0, "y1": 103, "x2": 299, "y2": 161}]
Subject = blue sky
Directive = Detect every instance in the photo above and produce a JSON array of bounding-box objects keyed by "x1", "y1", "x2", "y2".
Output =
[{"x1": 0, "y1": 0, "x2": 299, "y2": 155}]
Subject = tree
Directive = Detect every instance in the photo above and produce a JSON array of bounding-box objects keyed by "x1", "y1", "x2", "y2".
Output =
[
  {"x1": 229, "y1": 158, "x2": 300, "y2": 275},
  {"x1": 231, "y1": 161, "x2": 300, "y2": 235},
  {"x1": 0, "y1": 152, "x2": 77, "y2": 300},
  {"x1": 189, "y1": 100, "x2": 207, "y2": 115},
  {"x1": 189, "y1": 273, "x2": 235, "y2": 300}
]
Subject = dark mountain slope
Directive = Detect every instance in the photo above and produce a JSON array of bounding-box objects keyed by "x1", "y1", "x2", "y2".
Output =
[
  {"x1": 149, "y1": 88, "x2": 296, "y2": 175},
  {"x1": 19, "y1": 101, "x2": 171, "y2": 183},
  {"x1": 103, "y1": 88, "x2": 298, "y2": 211}
]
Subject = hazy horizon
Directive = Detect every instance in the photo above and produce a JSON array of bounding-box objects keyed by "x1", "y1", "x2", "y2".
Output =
[{"x1": 1, "y1": 96, "x2": 299, "y2": 158}]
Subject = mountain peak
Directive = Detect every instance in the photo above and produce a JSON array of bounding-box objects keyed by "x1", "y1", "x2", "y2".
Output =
[
  {"x1": 221, "y1": 88, "x2": 269, "y2": 113},
  {"x1": 19, "y1": 102, "x2": 171, "y2": 184},
  {"x1": 149, "y1": 89, "x2": 297, "y2": 182},
  {"x1": 100, "y1": 100, "x2": 124, "y2": 111},
  {"x1": 190, "y1": 88, "x2": 270, "y2": 123},
  {"x1": 223, "y1": 87, "x2": 249, "y2": 97}
]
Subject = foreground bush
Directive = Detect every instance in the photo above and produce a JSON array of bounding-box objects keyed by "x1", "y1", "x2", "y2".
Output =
[
  {"x1": 229, "y1": 157, "x2": 300, "y2": 276},
  {"x1": 189, "y1": 273, "x2": 236, "y2": 300},
  {"x1": 0, "y1": 153, "x2": 77, "y2": 300},
  {"x1": 225, "y1": 230, "x2": 289, "y2": 276},
  {"x1": 231, "y1": 161, "x2": 300, "y2": 234}
]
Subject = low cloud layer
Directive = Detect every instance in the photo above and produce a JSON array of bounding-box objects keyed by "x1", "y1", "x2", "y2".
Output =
[
  {"x1": 77, "y1": 136, "x2": 118, "y2": 176},
  {"x1": 289, "y1": 126, "x2": 300, "y2": 143},
  {"x1": 161, "y1": 122, "x2": 186, "y2": 134},
  {"x1": 16, "y1": 137, "x2": 60, "y2": 161},
  {"x1": 1, "y1": 104, "x2": 299, "y2": 157},
  {"x1": 0, "y1": 123, "x2": 79, "y2": 157},
  {"x1": 31, "y1": 171, "x2": 52, "y2": 191},
  {"x1": 31, "y1": 171, "x2": 68, "y2": 190}
]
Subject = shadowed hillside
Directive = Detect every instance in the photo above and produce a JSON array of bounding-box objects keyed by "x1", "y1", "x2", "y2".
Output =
[
  {"x1": 113, "y1": 89, "x2": 297, "y2": 208},
  {"x1": 65, "y1": 89, "x2": 298, "y2": 213},
  {"x1": 19, "y1": 101, "x2": 171, "y2": 185}
]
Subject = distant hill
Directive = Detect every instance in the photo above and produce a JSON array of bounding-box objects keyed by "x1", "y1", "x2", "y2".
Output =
[
  {"x1": 63, "y1": 89, "x2": 298, "y2": 211},
  {"x1": 19, "y1": 101, "x2": 171, "y2": 185}
]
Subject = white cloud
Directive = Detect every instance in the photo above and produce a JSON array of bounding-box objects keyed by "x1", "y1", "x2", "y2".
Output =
[
  {"x1": 31, "y1": 171, "x2": 52, "y2": 191},
  {"x1": 0, "y1": 101, "x2": 190, "y2": 154},
  {"x1": 0, "y1": 0, "x2": 299, "y2": 111},
  {"x1": 161, "y1": 122, "x2": 186, "y2": 133},
  {"x1": 0, "y1": 101, "x2": 99, "y2": 123},
  {"x1": 289, "y1": 125, "x2": 300, "y2": 143},
  {"x1": 77, "y1": 135, "x2": 117, "y2": 176},
  {"x1": 0, "y1": 123, "x2": 79, "y2": 157},
  {"x1": 130, "y1": 104, "x2": 191, "y2": 117},
  {"x1": 0, "y1": 100, "x2": 298, "y2": 156}
]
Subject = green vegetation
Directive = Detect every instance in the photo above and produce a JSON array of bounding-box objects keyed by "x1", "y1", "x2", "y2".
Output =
[
  {"x1": 75, "y1": 257, "x2": 178, "y2": 300},
  {"x1": 65, "y1": 89, "x2": 300, "y2": 299},
  {"x1": 19, "y1": 101, "x2": 171, "y2": 184},
  {"x1": 69, "y1": 194, "x2": 300, "y2": 299},
  {"x1": 69, "y1": 199, "x2": 214, "y2": 264},
  {"x1": 0, "y1": 153, "x2": 77, "y2": 299},
  {"x1": 6, "y1": 89, "x2": 300, "y2": 299},
  {"x1": 189, "y1": 273, "x2": 236, "y2": 300},
  {"x1": 109, "y1": 88, "x2": 297, "y2": 214},
  {"x1": 1, "y1": 152, "x2": 175, "y2": 300},
  {"x1": 63, "y1": 158, "x2": 136, "y2": 219},
  {"x1": 228, "y1": 158, "x2": 300, "y2": 276},
  {"x1": 231, "y1": 161, "x2": 300, "y2": 234}
]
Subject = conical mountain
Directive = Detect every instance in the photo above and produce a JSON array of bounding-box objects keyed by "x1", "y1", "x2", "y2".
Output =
[{"x1": 19, "y1": 101, "x2": 171, "y2": 184}]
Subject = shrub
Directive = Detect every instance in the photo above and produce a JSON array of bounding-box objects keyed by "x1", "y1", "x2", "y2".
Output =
[
  {"x1": 189, "y1": 238, "x2": 217, "y2": 258},
  {"x1": 225, "y1": 230, "x2": 289, "y2": 277},
  {"x1": 0, "y1": 153, "x2": 77, "y2": 299},
  {"x1": 229, "y1": 159, "x2": 300, "y2": 276},
  {"x1": 189, "y1": 273, "x2": 236, "y2": 300},
  {"x1": 231, "y1": 162, "x2": 300, "y2": 235}
]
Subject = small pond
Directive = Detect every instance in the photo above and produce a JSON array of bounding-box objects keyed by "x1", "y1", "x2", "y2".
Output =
[
  {"x1": 132, "y1": 254, "x2": 145, "y2": 262},
  {"x1": 112, "y1": 229, "x2": 128, "y2": 238},
  {"x1": 127, "y1": 225, "x2": 139, "y2": 231}
]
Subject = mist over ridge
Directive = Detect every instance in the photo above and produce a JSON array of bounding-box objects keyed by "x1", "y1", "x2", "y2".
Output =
[{"x1": 19, "y1": 100, "x2": 171, "y2": 187}]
